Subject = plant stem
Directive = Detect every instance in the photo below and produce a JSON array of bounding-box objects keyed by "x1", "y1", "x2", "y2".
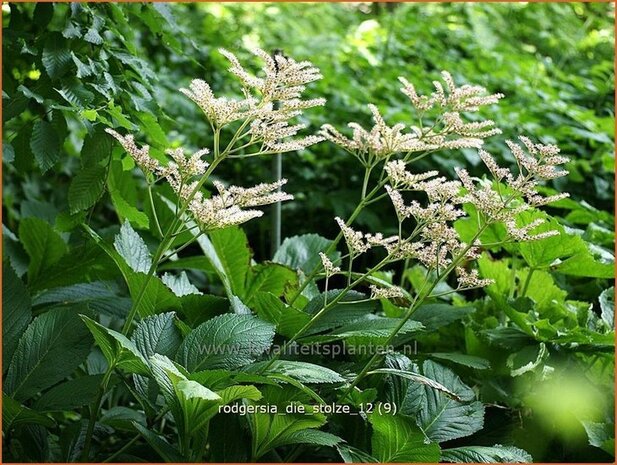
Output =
[
  {"x1": 521, "y1": 266, "x2": 535, "y2": 297},
  {"x1": 81, "y1": 366, "x2": 114, "y2": 461}
]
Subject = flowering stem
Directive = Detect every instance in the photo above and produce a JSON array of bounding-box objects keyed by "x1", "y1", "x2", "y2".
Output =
[
  {"x1": 339, "y1": 223, "x2": 490, "y2": 399},
  {"x1": 521, "y1": 266, "x2": 536, "y2": 296},
  {"x1": 147, "y1": 183, "x2": 164, "y2": 238}
]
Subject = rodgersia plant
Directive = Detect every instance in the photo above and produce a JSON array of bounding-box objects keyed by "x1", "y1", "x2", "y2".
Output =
[{"x1": 80, "y1": 49, "x2": 570, "y2": 462}]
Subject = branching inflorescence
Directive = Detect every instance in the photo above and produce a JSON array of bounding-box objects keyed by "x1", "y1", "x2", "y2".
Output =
[{"x1": 105, "y1": 46, "x2": 570, "y2": 401}]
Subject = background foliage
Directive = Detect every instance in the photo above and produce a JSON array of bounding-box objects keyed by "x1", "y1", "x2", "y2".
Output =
[{"x1": 2, "y1": 2, "x2": 615, "y2": 463}]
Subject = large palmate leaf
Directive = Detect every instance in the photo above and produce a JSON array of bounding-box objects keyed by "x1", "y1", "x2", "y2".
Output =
[
  {"x1": 369, "y1": 413, "x2": 440, "y2": 463},
  {"x1": 403, "y1": 360, "x2": 485, "y2": 443},
  {"x1": 441, "y1": 445, "x2": 532, "y2": 463},
  {"x1": 5, "y1": 308, "x2": 93, "y2": 401},
  {"x1": 176, "y1": 314, "x2": 275, "y2": 372},
  {"x1": 3, "y1": 261, "x2": 32, "y2": 370}
]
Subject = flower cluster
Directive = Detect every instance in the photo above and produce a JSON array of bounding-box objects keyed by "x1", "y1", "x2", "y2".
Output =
[
  {"x1": 319, "y1": 252, "x2": 341, "y2": 277},
  {"x1": 321, "y1": 71, "x2": 503, "y2": 166},
  {"x1": 182, "y1": 48, "x2": 326, "y2": 154},
  {"x1": 186, "y1": 179, "x2": 293, "y2": 230},
  {"x1": 369, "y1": 284, "x2": 406, "y2": 300},
  {"x1": 455, "y1": 267, "x2": 495, "y2": 290}
]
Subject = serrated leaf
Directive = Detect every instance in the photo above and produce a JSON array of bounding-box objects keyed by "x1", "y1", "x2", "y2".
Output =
[
  {"x1": 33, "y1": 375, "x2": 104, "y2": 412},
  {"x1": 80, "y1": 315, "x2": 148, "y2": 375},
  {"x1": 18, "y1": 217, "x2": 68, "y2": 286},
  {"x1": 3, "y1": 261, "x2": 32, "y2": 371},
  {"x1": 41, "y1": 33, "x2": 71, "y2": 78},
  {"x1": 245, "y1": 262, "x2": 298, "y2": 305},
  {"x1": 30, "y1": 120, "x2": 60, "y2": 172},
  {"x1": 69, "y1": 164, "x2": 106, "y2": 213},
  {"x1": 114, "y1": 220, "x2": 152, "y2": 273},
  {"x1": 82, "y1": 126, "x2": 112, "y2": 165},
  {"x1": 441, "y1": 445, "x2": 532, "y2": 463},
  {"x1": 162, "y1": 272, "x2": 201, "y2": 297},
  {"x1": 404, "y1": 360, "x2": 484, "y2": 443},
  {"x1": 429, "y1": 353, "x2": 491, "y2": 370},
  {"x1": 410, "y1": 304, "x2": 475, "y2": 331},
  {"x1": 5, "y1": 308, "x2": 93, "y2": 401},
  {"x1": 369, "y1": 413, "x2": 440, "y2": 462},
  {"x1": 3, "y1": 395, "x2": 54, "y2": 431},
  {"x1": 177, "y1": 314, "x2": 275, "y2": 372},
  {"x1": 132, "y1": 312, "x2": 181, "y2": 359},
  {"x1": 368, "y1": 368, "x2": 462, "y2": 401},
  {"x1": 245, "y1": 361, "x2": 345, "y2": 384}
]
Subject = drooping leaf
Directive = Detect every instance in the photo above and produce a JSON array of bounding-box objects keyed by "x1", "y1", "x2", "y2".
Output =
[
  {"x1": 5, "y1": 308, "x2": 93, "y2": 401},
  {"x1": 369, "y1": 413, "x2": 441, "y2": 463},
  {"x1": 41, "y1": 33, "x2": 72, "y2": 78},
  {"x1": 176, "y1": 314, "x2": 275, "y2": 372},
  {"x1": 68, "y1": 164, "x2": 107, "y2": 213},
  {"x1": 81, "y1": 126, "x2": 113, "y2": 165}
]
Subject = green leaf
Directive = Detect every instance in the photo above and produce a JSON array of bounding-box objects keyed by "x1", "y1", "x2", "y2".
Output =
[
  {"x1": 3, "y1": 395, "x2": 54, "y2": 431},
  {"x1": 410, "y1": 304, "x2": 475, "y2": 331},
  {"x1": 507, "y1": 343, "x2": 549, "y2": 377},
  {"x1": 133, "y1": 422, "x2": 185, "y2": 462},
  {"x1": 110, "y1": 189, "x2": 150, "y2": 229},
  {"x1": 337, "y1": 444, "x2": 379, "y2": 463},
  {"x1": 82, "y1": 127, "x2": 113, "y2": 165},
  {"x1": 3, "y1": 261, "x2": 32, "y2": 370},
  {"x1": 68, "y1": 164, "x2": 107, "y2": 213},
  {"x1": 198, "y1": 227, "x2": 251, "y2": 298},
  {"x1": 41, "y1": 33, "x2": 71, "y2": 78},
  {"x1": 248, "y1": 410, "x2": 327, "y2": 459},
  {"x1": 5, "y1": 308, "x2": 93, "y2": 401},
  {"x1": 80, "y1": 315, "x2": 149, "y2": 375},
  {"x1": 177, "y1": 314, "x2": 275, "y2": 371},
  {"x1": 30, "y1": 120, "x2": 60, "y2": 172},
  {"x1": 429, "y1": 353, "x2": 491, "y2": 370},
  {"x1": 583, "y1": 421, "x2": 615, "y2": 456},
  {"x1": 161, "y1": 272, "x2": 200, "y2": 297},
  {"x1": 404, "y1": 360, "x2": 485, "y2": 443},
  {"x1": 132, "y1": 312, "x2": 181, "y2": 359},
  {"x1": 273, "y1": 233, "x2": 340, "y2": 274},
  {"x1": 245, "y1": 262, "x2": 298, "y2": 305},
  {"x1": 3, "y1": 142, "x2": 15, "y2": 162},
  {"x1": 441, "y1": 445, "x2": 532, "y2": 463},
  {"x1": 599, "y1": 287, "x2": 615, "y2": 330},
  {"x1": 303, "y1": 290, "x2": 377, "y2": 335},
  {"x1": 368, "y1": 368, "x2": 462, "y2": 400},
  {"x1": 33, "y1": 375, "x2": 104, "y2": 412},
  {"x1": 114, "y1": 220, "x2": 152, "y2": 273},
  {"x1": 244, "y1": 361, "x2": 345, "y2": 384},
  {"x1": 33, "y1": 281, "x2": 131, "y2": 318},
  {"x1": 369, "y1": 413, "x2": 441, "y2": 462}
]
